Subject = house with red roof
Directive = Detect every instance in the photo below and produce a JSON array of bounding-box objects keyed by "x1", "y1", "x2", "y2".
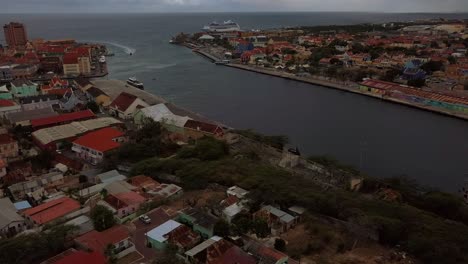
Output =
[
  {"x1": 0, "y1": 99, "x2": 21, "y2": 117},
  {"x1": 183, "y1": 120, "x2": 224, "y2": 140},
  {"x1": 31, "y1": 110, "x2": 95, "y2": 130},
  {"x1": 41, "y1": 248, "x2": 106, "y2": 264},
  {"x1": 128, "y1": 175, "x2": 183, "y2": 199},
  {"x1": 109, "y1": 92, "x2": 149, "y2": 119},
  {"x1": 22, "y1": 197, "x2": 80, "y2": 225},
  {"x1": 72, "y1": 127, "x2": 126, "y2": 165},
  {"x1": 75, "y1": 225, "x2": 135, "y2": 259},
  {"x1": 104, "y1": 191, "x2": 146, "y2": 219}
]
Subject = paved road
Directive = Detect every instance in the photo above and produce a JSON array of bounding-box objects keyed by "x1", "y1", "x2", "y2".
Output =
[{"x1": 130, "y1": 208, "x2": 171, "y2": 262}]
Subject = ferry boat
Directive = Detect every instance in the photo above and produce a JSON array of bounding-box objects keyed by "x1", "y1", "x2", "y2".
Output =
[
  {"x1": 203, "y1": 20, "x2": 241, "y2": 32},
  {"x1": 127, "y1": 77, "x2": 144, "y2": 89}
]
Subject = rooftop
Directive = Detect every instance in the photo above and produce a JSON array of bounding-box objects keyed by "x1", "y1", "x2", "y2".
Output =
[
  {"x1": 109, "y1": 92, "x2": 138, "y2": 112},
  {"x1": 96, "y1": 170, "x2": 127, "y2": 184},
  {"x1": 147, "y1": 219, "x2": 181, "y2": 243},
  {"x1": 31, "y1": 110, "x2": 95, "y2": 129},
  {"x1": 43, "y1": 249, "x2": 106, "y2": 264},
  {"x1": 32, "y1": 117, "x2": 122, "y2": 145},
  {"x1": 0, "y1": 197, "x2": 24, "y2": 230},
  {"x1": 23, "y1": 197, "x2": 80, "y2": 225},
  {"x1": 73, "y1": 127, "x2": 124, "y2": 152},
  {"x1": 75, "y1": 225, "x2": 129, "y2": 254}
]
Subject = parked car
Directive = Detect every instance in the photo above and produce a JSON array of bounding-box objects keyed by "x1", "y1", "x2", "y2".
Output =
[{"x1": 139, "y1": 215, "x2": 151, "y2": 224}]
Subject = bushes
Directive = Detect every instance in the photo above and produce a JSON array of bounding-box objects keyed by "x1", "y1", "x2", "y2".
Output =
[
  {"x1": 233, "y1": 129, "x2": 288, "y2": 150},
  {"x1": 177, "y1": 137, "x2": 229, "y2": 161}
]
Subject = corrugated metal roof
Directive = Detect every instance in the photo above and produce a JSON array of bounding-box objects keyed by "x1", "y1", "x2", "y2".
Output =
[{"x1": 146, "y1": 220, "x2": 181, "y2": 243}]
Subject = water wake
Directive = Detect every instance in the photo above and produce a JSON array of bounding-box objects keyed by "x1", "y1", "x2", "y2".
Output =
[{"x1": 82, "y1": 40, "x2": 136, "y2": 55}]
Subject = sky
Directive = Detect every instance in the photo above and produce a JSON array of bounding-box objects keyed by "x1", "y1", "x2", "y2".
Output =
[{"x1": 1, "y1": 0, "x2": 468, "y2": 13}]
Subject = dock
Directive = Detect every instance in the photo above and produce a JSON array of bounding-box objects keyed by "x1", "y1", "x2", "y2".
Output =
[{"x1": 91, "y1": 79, "x2": 226, "y2": 126}]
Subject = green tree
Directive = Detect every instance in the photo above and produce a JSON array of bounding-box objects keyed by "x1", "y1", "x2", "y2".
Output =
[
  {"x1": 252, "y1": 218, "x2": 270, "y2": 238},
  {"x1": 214, "y1": 219, "x2": 231, "y2": 237},
  {"x1": 90, "y1": 205, "x2": 116, "y2": 231},
  {"x1": 232, "y1": 213, "x2": 252, "y2": 235},
  {"x1": 86, "y1": 101, "x2": 100, "y2": 113},
  {"x1": 274, "y1": 238, "x2": 287, "y2": 252},
  {"x1": 448, "y1": 55, "x2": 457, "y2": 64},
  {"x1": 104, "y1": 244, "x2": 117, "y2": 264}
]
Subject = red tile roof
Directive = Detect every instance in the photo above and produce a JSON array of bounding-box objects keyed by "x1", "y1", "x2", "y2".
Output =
[
  {"x1": 46, "y1": 249, "x2": 106, "y2": 264},
  {"x1": 23, "y1": 197, "x2": 80, "y2": 225},
  {"x1": 31, "y1": 110, "x2": 95, "y2": 129},
  {"x1": 109, "y1": 92, "x2": 138, "y2": 112},
  {"x1": 128, "y1": 175, "x2": 160, "y2": 189},
  {"x1": 211, "y1": 246, "x2": 256, "y2": 264},
  {"x1": 47, "y1": 88, "x2": 72, "y2": 96},
  {"x1": 105, "y1": 192, "x2": 146, "y2": 209},
  {"x1": 0, "y1": 99, "x2": 16, "y2": 107},
  {"x1": 73, "y1": 127, "x2": 124, "y2": 152},
  {"x1": 75, "y1": 225, "x2": 129, "y2": 254},
  {"x1": 184, "y1": 120, "x2": 223, "y2": 135},
  {"x1": 63, "y1": 53, "x2": 79, "y2": 64}
]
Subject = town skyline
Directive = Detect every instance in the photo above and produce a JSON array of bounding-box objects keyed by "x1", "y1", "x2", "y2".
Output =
[{"x1": 1, "y1": 0, "x2": 468, "y2": 13}]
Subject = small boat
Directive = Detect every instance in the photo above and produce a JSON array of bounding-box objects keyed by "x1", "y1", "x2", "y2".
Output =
[
  {"x1": 214, "y1": 59, "x2": 230, "y2": 65},
  {"x1": 129, "y1": 52, "x2": 133, "y2": 56},
  {"x1": 127, "y1": 77, "x2": 144, "y2": 89}
]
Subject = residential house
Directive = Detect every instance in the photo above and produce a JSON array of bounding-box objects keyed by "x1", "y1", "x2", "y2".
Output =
[
  {"x1": 75, "y1": 225, "x2": 135, "y2": 259},
  {"x1": 146, "y1": 219, "x2": 200, "y2": 252},
  {"x1": 226, "y1": 186, "x2": 249, "y2": 199},
  {"x1": 183, "y1": 120, "x2": 224, "y2": 140},
  {"x1": 8, "y1": 171, "x2": 64, "y2": 200},
  {"x1": 0, "y1": 99, "x2": 21, "y2": 117},
  {"x1": 96, "y1": 170, "x2": 127, "y2": 184},
  {"x1": 13, "y1": 200, "x2": 32, "y2": 211},
  {"x1": 3, "y1": 160, "x2": 32, "y2": 185},
  {"x1": 22, "y1": 197, "x2": 81, "y2": 226},
  {"x1": 72, "y1": 127, "x2": 126, "y2": 165},
  {"x1": 178, "y1": 208, "x2": 218, "y2": 239},
  {"x1": 0, "y1": 84, "x2": 13, "y2": 99},
  {"x1": 64, "y1": 215, "x2": 94, "y2": 236},
  {"x1": 0, "y1": 133, "x2": 18, "y2": 160},
  {"x1": 11, "y1": 64, "x2": 38, "y2": 79},
  {"x1": 40, "y1": 248, "x2": 106, "y2": 264},
  {"x1": 185, "y1": 237, "x2": 255, "y2": 264},
  {"x1": 222, "y1": 203, "x2": 244, "y2": 223},
  {"x1": 31, "y1": 109, "x2": 95, "y2": 130},
  {"x1": 109, "y1": 92, "x2": 149, "y2": 119},
  {"x1": 254, "y1": 205, "x2": 297, "y2": 235},
  {"x1": 128, "y1": 175, "x2": 183, "y2": 199},
  {"x1": 0, "y1": 197, "x2": 27, "y2": 237},
  {"x1": 104, "y1": 191, "x2": 146, "y2": 219},
  {"x1": 10, "y1": 79, "x2": 38, "y2": 97},
  {"x1": 244, "y1": 239, "x2": 300, "y2": 264},
  {"x1": 85, "y1": 86, "x2": 111, "y2": 106},
  {"x1": 6, "y1": 107, "x2": 57, "y2": 127},
  {"x1": 0, "y1": 65, "x2": 13, "y2": 80},
  {"x1": 19, "y1": 94, "x2": 60, "y2": 111}
]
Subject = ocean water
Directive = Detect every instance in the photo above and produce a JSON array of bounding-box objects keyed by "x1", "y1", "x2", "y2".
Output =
[{"x1": 1, "y1": 12, "x2": 468, "y2": 191}]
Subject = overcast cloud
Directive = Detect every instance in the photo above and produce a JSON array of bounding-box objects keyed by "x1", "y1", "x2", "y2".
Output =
[{"x1": 1, "y1": 0, "x2": 468, "y2": 13}]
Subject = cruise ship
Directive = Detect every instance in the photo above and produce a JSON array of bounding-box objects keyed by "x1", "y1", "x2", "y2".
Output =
[
  {"x1": 127, "y1": 77, "x2": 144, "y2": 89},
  {"x1": 203, "y1": 20, "x2": 241, "y2": 32}
]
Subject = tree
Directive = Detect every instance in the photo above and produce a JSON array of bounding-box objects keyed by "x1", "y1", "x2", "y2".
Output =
[
  {"x1": 274, "y1": 238, "x2": 287, "y2": 252},
  {"x1": 252, "y1": 218, "x2": 270, "y2": 238},
  {"x1": 232, "y1": 213, "x2": 252, "y2": 235},
  {"x1": 407, "y1": 79, "x2": 426, "y2": 88},
  {"x1": 104, "y1": 244, "x2": 117, "y2": 264},
  {"x1": 86, "y1": 101, "x2": 100, "y2": 113},
  {"x1": 448, "y1": 55, "x2": 457, "y2": 65},
  {"x1": 90, "y1": 205, "x2": 116, "y2": 231},
  {"x1": 214, "y1": 219, "x2": 230, "y2": 237}
]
